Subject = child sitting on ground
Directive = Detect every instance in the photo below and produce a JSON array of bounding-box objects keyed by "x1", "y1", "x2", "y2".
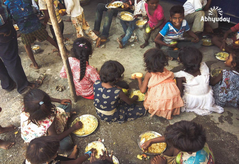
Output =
[
  {"x1": 212, "y1": 23, "x2": 239, "y2": 52},
  {"x1": 24, "y1": 136, "x2": 93, "y2": 164},
  {"x1": 211, "y1": 50, "x2": 239, "y2": 108},
  {"x1": 21, "y1": 89, "x2": 82, "y2": 152},
  {"x1": 142, "y1": 121, "x2": 215, "y2": 164},
  {"x1": 117, "y1": 0, "x2": 146, "y2": 48},
  {"x1": 60, "y1": 37, "x2": 100, "y2": 99},
  {"x1": 63, "y1": 0, "x2": 101, "y2": 47},
  {"x1": 133, "y1": 48, "x2": 183, "y2": 120},
  {"x1": 174, "y1": 47, "x2": 224, "y2": 115},
  {"x1": 94, "y1": 60, "x2": 146, "y2": 123},
  {"x1": 154, "y1": 5, "x2": 199, "y2": 59},
  {"x1": 140, "y1": 0, "x2": 166, "y2": 48}
]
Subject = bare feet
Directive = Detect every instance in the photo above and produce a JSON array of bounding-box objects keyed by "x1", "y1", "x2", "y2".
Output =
[
  {"x1": 0, "y1": 125, "x2": 16, "y2": 134},
  {"x1": 151, "y1": 155, "x2": 167, "y2": 164},
  {"x1": 140, "y1": 41, "x2": 149, "y2": 48},
  {"x1": 92, "y1": 30, "x2": 100, "y2": 36},
  {"x1": 96, "y1": 37, "x2": 101, "y2": 48},
  {"x1": 117, "y1": 38, "x2": 123, "y2": 49},
  {"x1": 68, "y1": 145, "x2": 79, "y2": 159},
  {"x1": 52, "y1": 48, "x2": 59, "y2": 53},
  {"x1": 0, "y1": 140, "x2": 15, "y2": 150},
  {"x1": 30, "y1": 63, "x2": 40, "y2": 69}
]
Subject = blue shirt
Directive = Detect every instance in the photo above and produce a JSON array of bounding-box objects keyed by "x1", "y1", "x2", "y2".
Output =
[
  {"x1": 0, "y1": 0, "x2": 9, "y2": 26},
  {"x1": 159, "y1": 19, "x2": 190, "y2": 44},
  {"x1": 5, "y1": 0, "x2": 41, "y2": 34}
]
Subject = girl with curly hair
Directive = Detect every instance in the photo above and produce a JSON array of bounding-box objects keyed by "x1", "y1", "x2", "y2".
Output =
[
  {"x1": 134, "y1": 48, "x2": 183, "y2": 120},
  {"x1": 93, "y1": 60, "x2": 146, "y2": 123},
  {"x1": 60, "y1": 37, "x2": 100, "y2": 99}
]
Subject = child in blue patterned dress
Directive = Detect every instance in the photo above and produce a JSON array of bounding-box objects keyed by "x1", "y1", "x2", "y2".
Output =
[
  {"x1": 93, "y1": 60, "x2": 146, "y2": 123},
  {"x1": 211, "y1": 50, "x2": 239, "y2": 108}
]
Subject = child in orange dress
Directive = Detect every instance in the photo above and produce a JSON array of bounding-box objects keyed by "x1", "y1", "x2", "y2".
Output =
[{"x1": 134, "y1": 48, "x2": 183, "y2": 119}]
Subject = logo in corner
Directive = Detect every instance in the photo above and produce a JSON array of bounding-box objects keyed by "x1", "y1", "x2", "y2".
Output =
[{"x1": 201, "y1": 6, "x2": 230, "y2": 23}]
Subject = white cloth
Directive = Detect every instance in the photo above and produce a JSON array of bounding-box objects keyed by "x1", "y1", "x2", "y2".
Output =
[
  {"x1": 174, "y1": 62, "x2": 224, "y2": 115},
  {"x1": 64, "y1": 0, "x2": 83, "y2": 17},
  {"x1": 31, "y1": 0, "x2": 39, "y2": 11},
  {"x1": 133, "y1": 0, "x2": 146, "y2": 16},
  {"x1": 183, "y1": 0, "x2": 207, "y2": 16}
]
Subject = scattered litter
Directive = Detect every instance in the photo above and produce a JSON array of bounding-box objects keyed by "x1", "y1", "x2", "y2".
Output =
[
  {"x1": 56, "y1": 85, "x2": 65, "y2": 92},
  {"x1": 113, "y1": 142, "x2": 116, "y2": 145},
  {"x1": 100, "y1": 44, "x2": 106, "y2": 48},
  {"x1": 137, "y1": 154, "x2": 149, "y2": 160},
  {"x1": 131, "y1": 44, "x2": 134, "y2": 47}
]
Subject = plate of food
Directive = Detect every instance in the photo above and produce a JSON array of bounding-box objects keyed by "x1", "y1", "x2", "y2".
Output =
[
  {"x1": 136, "y1": 19, "x2": 147, "y2": 28},
  {"x1": 112, "y1": 155, "x2": 119, "y2": 164},
  {"x1": 211, "y1": 68, "x2": 223, "y2": 77},
  {"x1": 106, "y1": 1, "x2": 123, "y2": 9},
  {"x1": 31, "y1": 45, "x2": 41, "y2": 53},
  {"x1": 201, "y1": 38, "x2": 212, "y2": 46},
  {"x1": 85, "y1": 141, "x2": 106, "y2": 159},
  {"x1": 130, "y1": 90, "x2": 145, "y2": 101},
  {"x1": 215, "y1": 52, "x2": 229, "y2": 61},
  {"x1": 71, "y1": 114, "x2": 98, "y2": 137},
  {"x1": 138, "y1": 131, "x2": 167, "y2": 155},
  {"x1": 118, "y1": 11, "x2": 134, "y2": 21}
]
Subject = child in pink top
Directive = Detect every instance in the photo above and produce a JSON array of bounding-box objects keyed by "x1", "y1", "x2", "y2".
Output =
[
  {"x1": 60, "y1": 37, "x2": 100, "y2": 99},
  {"x1": 140, "y1": 0, "x2": 166, "y2": 48}
]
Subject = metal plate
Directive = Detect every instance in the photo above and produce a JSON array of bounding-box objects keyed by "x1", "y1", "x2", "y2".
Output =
[
  {"x1": 71, "y1": 114, "x2": 98, "y2": 137},
  {"x1": 85, "y1": 141, "x2": 105, "y2": 158},
  {"x1": 136, "y1": 19, "x2": 147, "y2": 28},
  {"x1": 105, "y1": 1, "x2": 123, "y2": 9},
  {"x1": 118, "y1": 11, "x2": 135, "y2": 22},
  {"x1": 130, "y1": 90, "x2": 145, "y2": 101},
  {"x1": 138, "y1": 131, "x2": 167, "y2": 155},
  {"x1": 201, "y1": 38, "x2": 212, "y2": 46},
  {"x1": 215, "y1": 52, "x2": 229, "y2": 61},
  {"x1": 113, "y1": 155, "x2": 119, "y2": 164}
]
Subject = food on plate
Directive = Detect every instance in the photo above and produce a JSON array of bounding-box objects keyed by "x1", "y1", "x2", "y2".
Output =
[
  {"x1": 131, "y1": 72, "x2": 143, "y2": 79},
  {"x1": 71, "y1": 115, "x2": 98, "y2": 136},
  {"x1": 122, "y1": 88, "x2": 129, "y2": 94},
  {"x1": 85, "y1": 141, "x2": 105, "y2": 158},
  {"x1": 107, "y1": 2, "x2": 122, "y2": 8},
  {"x1": 121, "y1": 14, "x2": 134, "y2": 21},
  {"x1": 211, "y1": 68, "x2": 222, "y2": 77},
  {"x1": 140, "y1": 132, "x2": 167, "y2": 154},
  {"x1": 130, "y1": 90, "x2": 145, "y2": 101},
  {"x1": 170, "y1": 41, "x2": 177, "y2": 45},
  {"x1": 136, "y1": 20, "x2": 147, "y2": 26},
  {"x1": 112, "y1": 155, "x2": 119, "y2": 164},
  {"x1": 202, "y1": 38, "x2": 212, "y2": 46},
  {"x1": 215, "y1": 52, "x2": 229, "y2": 61}
]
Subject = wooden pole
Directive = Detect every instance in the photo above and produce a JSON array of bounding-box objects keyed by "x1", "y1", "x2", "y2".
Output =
[{"x1": 45, "y1": 0, "x2": 77, "y2": 102}]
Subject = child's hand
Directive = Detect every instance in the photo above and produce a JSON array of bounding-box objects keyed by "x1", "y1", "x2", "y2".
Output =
[
  {"x1": 99, "y1": 150, "x2": 113, "y2": 162},
  {"x1": 73, "y1": 121, "x2": 83, "y2": 130},
  {"x1": 132, "y1": 95, "x2": 138, "y2": 101},
  {"x1": 141, "y1": 140, "x2": 152, "y2": 151},
  {"x1": 60, "y1": 99, "x2": 71, "y2": 105},
  {"x1": 150, "y1": 155, "x2": 167, "y2": 164},
  {"x1": 220, "y1": 42, "x2": 226, "y2": 51},
  {"x1": 191, "y1": 37, "x2": 199, "y2": 43}
]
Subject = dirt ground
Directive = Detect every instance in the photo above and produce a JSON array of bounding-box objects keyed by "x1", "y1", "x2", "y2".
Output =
[{"x1": 0, "y1": 0, "x2": 239, "y2": 163}]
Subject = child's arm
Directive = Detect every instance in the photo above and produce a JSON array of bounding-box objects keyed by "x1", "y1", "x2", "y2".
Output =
[
  {"x1": 186, "y1": 30, "x2": 199, "y2": 43},
  {"x1": 176, "y1": 77, "x2": 186, "y2": 97},
  {"x1": 151, "y1": 19, "x2": 164, "y2": 31},
  {"x1": 50, "y1": 98, "x2": 71, "y2": 105},
  {"x1": 119, "y1": 91, "x2": 138, "y2": 105},
  {"x1": 136, "y1": 72, "x2": 151, "y2": 93},
  {"x1": 210, "y1": 72, "x2": 223, "y2": 86},
  {"x1": 141, "y1": 136, "x2": 166, "y2": 151},
  {"x1": 203, "y1": 0, "x2": 212, "y2": 11},
  {"x1": 154, "y1": 34, "x2": 174, "y2": 47}
]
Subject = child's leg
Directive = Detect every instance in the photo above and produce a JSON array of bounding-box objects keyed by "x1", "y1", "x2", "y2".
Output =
[
  {"x1": 81, "y1": 13, "x2": 98, "y2": 41},
  {"x1": 59, "y1": 135, "x2": 73, "y2": 152},
  {"x1": 140, "y1": 24, "x2": 151, "y2": 48},
  {"x1": 120, "y1": 19, "x2": 128, "y2": 34},
  {"x1": 71, "y1": 16, "x2": 85, "y2": 38},
  {"x1": 185, "y1": 11, "x2": 205, "y2": 33},
  {"x1": 24, "y1": 44, "x2": 39, "y2": 69},
  {"x1": 0, "y1": 139, "x2": 15, "y2": 150},
  {"x1": 121, "y1": 20, "x2": 137, "y2": 47},
  {"x1": 212, "y1": 36, "x2": 223, "y2": 49}
]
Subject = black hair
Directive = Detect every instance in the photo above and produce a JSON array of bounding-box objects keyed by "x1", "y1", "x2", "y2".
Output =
[
  {"x1": 73, "y1": 37, "x2": 93, "y2": 81},
  {"x1": 178, "y1": 47, "x2": 203, "y2": 74},
  {"x1": 23, "y1": 89, "x2": 55, "y2": 125},
  {"x1": 26, "y1": 136, "x2": 60, "y2": 164},
  {"x1": 230, "y1": 49, "x2": 239, "y2": 72},
  {"x1": 144, "y1": 48, "x2": 168, "y2": 73},
  {"x1": 99, "y1": 60, "x2": 125, "y2": 85},
  {"x1": 164, "y1": 121, "x2": 206, "y2": 152},
  {"x1": 146, "y1": 0, "x2": 159, "y2": 3},
  {"x1": 170, "y1": 5, "x2": 184, "y2": 17},
  {"x1": 91, "y1": 160, "x2": 114, "y2": 164}
]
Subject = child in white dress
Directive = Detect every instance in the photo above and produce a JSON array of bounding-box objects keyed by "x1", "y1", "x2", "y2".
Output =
[{"x1": 174, "y1": 47, "x2": 224, "y2": 115}]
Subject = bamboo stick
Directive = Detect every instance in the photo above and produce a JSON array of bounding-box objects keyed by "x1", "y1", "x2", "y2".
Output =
[{"x1": 45, "y1": 0, "x2": 77, "y2": 102}]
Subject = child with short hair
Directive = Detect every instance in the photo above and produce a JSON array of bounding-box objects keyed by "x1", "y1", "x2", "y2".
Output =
[
  {"x1": 21, "y1": 89, "x2": 82, "y2": 152},
  {"x1": 211, "y1": 50, "x2": 239, "y2": 108},
  {"x1": 60, "y1": 37, "x2": 100, "y2": 99},
  {"x1": 24, "y1": 136, "x2": 93, "y2": 164},
  {"x1": 154, "y1": 5, "x2": 199, "y2": 59},
  {"x1": 94, "y1": 60, "x2": 146, "y2": 123},
  {"x1": 174, "y1": 47, "x2": 224, "y2": 115},
  {"x1": 142, "y1": 121, "x2": 215, "y2": 164},
  {"x1": 63, "y1": 0, "x2": 101, "y2": 47},
  {"x1": 133, "y1": 48, "x2": 183, "y2": 120},
  {"x1": 140, "y1": 0, "x2": 166, "y2": 48}
]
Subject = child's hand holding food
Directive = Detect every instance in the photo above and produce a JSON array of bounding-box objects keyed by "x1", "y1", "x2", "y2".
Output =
[
  {"x1": 141, "y1": 140, "x2": 152, "y2": 151},
  {"x1": 73, "y1": 121, "x2": 83, "y2": 130}
]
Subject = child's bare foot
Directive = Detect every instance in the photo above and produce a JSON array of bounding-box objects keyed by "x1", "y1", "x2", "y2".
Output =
[
  {"x1": 96, "y1": 37, "x2": 101, "y2": 47},
  {"x1": 0, "y1": 140, "x2": 15, "y2": 150},
  {"x1": 0, "y1": 125, "x2": 16, "y2": 134},
  {"x1": 117, "y1": 38, "x2": 123, "y2": 49},
  {"x1": 30, "y1": 63, "x2": 40, "y2": 69},
  {"x1": 151, "y1": 155, "x2": 167, "y2": 164},
  {"x1": 68, "y1": 145, "x2": 79, "y2": 159},
  {"x1": 140, "y1": 41, "x2": 149, "y2": 48}
]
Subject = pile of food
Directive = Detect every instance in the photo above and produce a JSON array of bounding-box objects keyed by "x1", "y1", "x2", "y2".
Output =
[
  {"x1": 121, "y1": 13, "x2": 134, "y2": 21},
  {"x1": 136, "y1": 20, "x2": 147, "y2": 27},
  {"x1": 202, "y1": 38, "x2": 212, "y2": 46},
  {"x1": 85, "y1": 141, "x2": 105, "y2": 158},
  {"x1": 139, "y1": 132, "x2": 166, "y2": 154},
  {"x1": 215, "y1": 52, "x2": 229, "y2": 61},
  {"x1": 130, "y1": 90, "x2": 145, "y2": 101},
  {"x1": 71, "y1": 114, "x2": 98, "y2": 136},
  {"x1": 107, "y1": 1, "x2": 123, "y2": 8}
]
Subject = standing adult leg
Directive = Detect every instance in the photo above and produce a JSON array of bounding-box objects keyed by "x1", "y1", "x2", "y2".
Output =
[
  {"x1": 94, "y1": 3, "x2": 108, "y2": 33},
  {"x1": 101, "y1": 8, "x2": 117, "y2": 38}
]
